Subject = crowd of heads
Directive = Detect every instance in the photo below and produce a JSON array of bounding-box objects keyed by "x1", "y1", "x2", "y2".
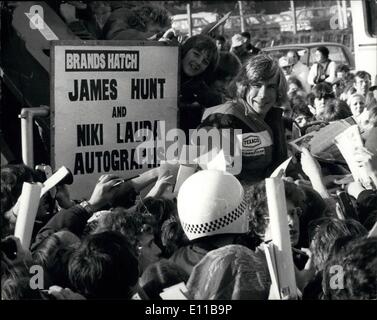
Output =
[{"x1": 1, "y1": 2, "x2": 377, "y2": 301}]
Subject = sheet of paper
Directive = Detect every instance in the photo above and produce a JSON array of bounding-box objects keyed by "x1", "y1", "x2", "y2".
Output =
[
  {"x1": 173, "y1": 165, "x2": 197, "y2": 193},
  {"x1": 160, "y1": 282, "x2": 188, "y2": 300},
  {"x1": 193, "y1": 146, "x2": 220, "y2": 170},
  {"x1": 334, "y1": 125, "x2": 370, "y2": 185},
  {"x1": 270, "y1": 157, "x2": 293, "y2": 178},
  {"x1": 14, "y1": 182, "x2": 42, "y2": 250}
]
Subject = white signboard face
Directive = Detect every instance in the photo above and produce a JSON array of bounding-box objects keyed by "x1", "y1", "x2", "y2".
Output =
[{"x1": 51, "y1": 41, "x2": 179, "y2": 199}]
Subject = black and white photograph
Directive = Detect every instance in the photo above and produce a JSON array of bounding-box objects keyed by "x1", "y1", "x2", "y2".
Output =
[{"x1": 1, "y1": 0, "x2": 376, "y2": 312}]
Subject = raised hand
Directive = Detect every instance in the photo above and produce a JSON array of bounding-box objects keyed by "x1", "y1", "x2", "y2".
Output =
[
  {"x1": 294, "y1": 248, "x2": 315, "y2": 292},
  {"x1": 88, "y1": 174, "x2": 123, "y2": 211},
  {"x1": 48, "y1": 286, "x2": 86, "y2": 300}
]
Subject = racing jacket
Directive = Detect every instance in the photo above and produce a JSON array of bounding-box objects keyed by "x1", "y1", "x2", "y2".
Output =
[{"x1": 198, "y1": 99, "x2": 288, "y2": 183}]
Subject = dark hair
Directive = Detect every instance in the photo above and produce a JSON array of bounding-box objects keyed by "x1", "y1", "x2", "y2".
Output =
[
  {"x1": 181, "y1": 35, "x2": 219, "y2": 79},
  {"x1": 343, "y1": 81, "x2": 357, "y2": 96},
  {"x1": 354, "y1": 70, "x2": 371, "y2": 81},
  {"x1": 32, "y1": 232, "x2": 78, "y2": 288},
  {"x1": 291, "y1": 95, "x2": 313, "y2": 118},
  {"x1": 215, "y1": 35, "x2": 226, "y2": 43},
  {"x1": 2, "y1": 277, "x2": 43, "y2": 300},
  {"x1": 336, "y1": 64, "x2": 350, "y2": 74},
  {"x1": 138, "y1": 259, "x2": 189, "y2": 300},
  {"x1": 132, "y1": 4, "x2": 171, "y2": 30},
  {"x1": 1, "y1": 254, "x2": 40, "y2": 300},
  {"x1": 68, "y1": 231, "x2": 139, "y2": 299},
  {"x1": 241, "y1": 31, "x2": 251, "y2": 40},
  {"x1": 160, "y1": 216, "x2": 189, "y2": 257},
  {"x1": 1, "y1": 164, "x2": 40, "y2": 214},
  {"x1": 245, "y1": 180, "x2": 306, "y2": 238},
  {"x1": 322, "y1": 237, "x2": 377, "y2": 300},
  {"x1": 1, "y1": 164, "x2": 44, "y2": 237},
  {"x1": 316, "y1": 46, "x2": 329, "y2": 59},
  {"x1": 317, "y1": 98, "x2": 352, "y2": 122},
  {"x1": 230, "y1": 53, "x2": 288, "y2": 106},
  {"x1": 309, "y1": 218, "x2": 367, "y2": 272},
  {"x1": 312, "y1": 82, "x2": 335, "y2": 100},
  {"x1": 136, "y1": 197, "x2": 177, "y2": 225},
  {"x1": 134, "y1": 197, "x2": 184, "y2": 256},
  {"x1": 212, "y1": 52, "x2": 242, "y2": 81},
  {"x1": 288, "y1": 76, "x2": 304, "y2": 91},
  {"x1": 93, "y1": 207, "x2": 147, "y2": 254}
]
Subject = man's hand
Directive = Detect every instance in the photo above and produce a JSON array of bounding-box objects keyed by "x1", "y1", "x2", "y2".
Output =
[
  {"x1": 88, "y1": 174, "x2": 123, "y2": 211},
  {"x1": 346, "y1": 181, "x2": 366, "y2": 199},
  {"x1": 294, "y1": 248, "x2": 315, "y2": 292},
  {"x1": 55, "y1": 184, "x2": 75, "y2": 209},
  {"x1": 145, "y1": 170, "x2": 174, "y2": 198},
  {"x1": 354, "y1": 146, "x2": 377, "y2": 189},
  {"x1": 354, "y1": 146, "x2": 377, "y2": 170},
  {"x1": 48, "y1": 286, "x2": 86, "y2": 300}
]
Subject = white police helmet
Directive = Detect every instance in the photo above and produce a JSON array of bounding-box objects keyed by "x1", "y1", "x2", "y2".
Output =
[{"x1": 177, "y1": 170, "x2": 248, "y2": 241}]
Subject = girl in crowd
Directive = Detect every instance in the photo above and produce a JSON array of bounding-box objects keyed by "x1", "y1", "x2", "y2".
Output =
[
  {"x1": 179, "y1": 34, "x2": 219, "y2": 139},
  {"x1": 287, "y1": 76, "x2": 307, "y2": 98},
  {"x1": 347, "y1": 93, "x2": 366, "y2": 119}
]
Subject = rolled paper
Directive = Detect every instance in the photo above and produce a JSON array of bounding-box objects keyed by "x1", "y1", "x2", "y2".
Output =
[
  {"x1": 265, "y1": 178, "x2": 298, "y2": 300},
  {"x1": 14, "y1": 182, "x2": 42, "y2": 250},
  {"x1": 40, "y1": 166, "x2": 70, "y2": 197}
]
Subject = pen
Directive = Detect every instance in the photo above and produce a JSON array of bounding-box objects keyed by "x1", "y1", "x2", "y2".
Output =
[{"x1": 111, "y1": 175, "x2": 140, "y2": 188}]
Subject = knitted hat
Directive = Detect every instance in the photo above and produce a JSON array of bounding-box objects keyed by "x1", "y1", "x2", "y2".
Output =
[{"x1": 177, "y1": 170, "x2": 248, "y2": 240}]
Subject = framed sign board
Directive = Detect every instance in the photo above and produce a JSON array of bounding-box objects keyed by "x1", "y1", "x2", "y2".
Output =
[{"x1": 51, "y1": 40, "x2": 179, "y2": 199}]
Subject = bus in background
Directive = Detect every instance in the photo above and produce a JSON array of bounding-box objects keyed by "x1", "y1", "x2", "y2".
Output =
[{"x1": 350, "y1": 0, "x2": 377, "y2": 85}]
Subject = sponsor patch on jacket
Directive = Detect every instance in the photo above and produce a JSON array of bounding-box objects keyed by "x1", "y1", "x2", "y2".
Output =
[{"x1": 237, "y1": 131, "x2": 273, "y2": 157}]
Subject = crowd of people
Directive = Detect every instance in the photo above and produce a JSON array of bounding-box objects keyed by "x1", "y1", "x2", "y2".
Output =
[{"x1": 1, "y1": 1, "x2": 377, "y2": 300}]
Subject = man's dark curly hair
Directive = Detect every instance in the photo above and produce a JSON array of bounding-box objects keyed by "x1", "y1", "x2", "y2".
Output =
[
  {"x1": 322, "y1": 237, "x2": 377, "y2": 300},
  {"x1": 244, "y1": 180, "x2": 307, "y2": 238},
  {"x1": 1, "y1": 164, "x2": 40, "y2": 214},
  {"x1": 308, "y1": 217, "x2": 367, "y2": 272}
]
